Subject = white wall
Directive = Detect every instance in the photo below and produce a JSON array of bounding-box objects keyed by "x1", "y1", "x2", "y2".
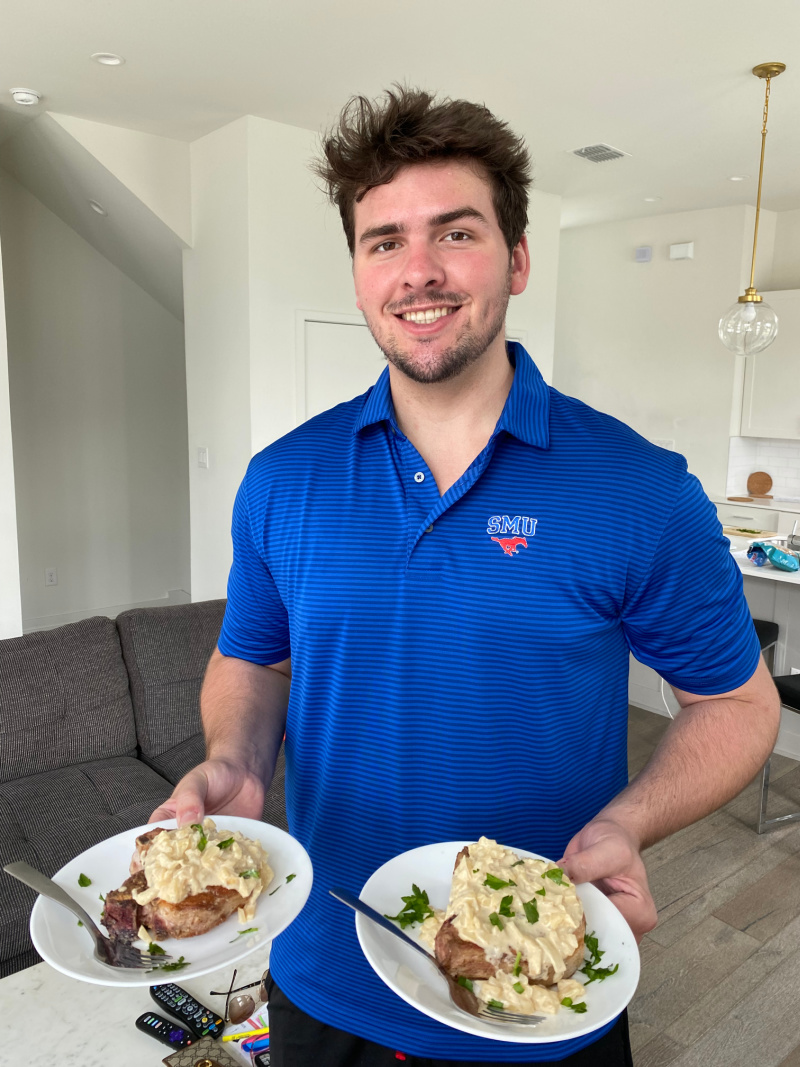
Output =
[
  {"x1": 770, "y1": 207, "x2": 800, "y2": 291},
  {"x1": 0, "y1": 219, "x2": 21, "y2": 638},
  {"x1": 183, "y1": 118, "x2": 254, "y2": 602},
  {"x1": 554, "y1": 205, "x2": 758, "y2": 495},
  {"x1": 0, "y1": 170, "x2": 190, "y2": 627}
]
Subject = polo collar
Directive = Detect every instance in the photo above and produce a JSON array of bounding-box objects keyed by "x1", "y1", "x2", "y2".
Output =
[{"x1": 354, "y1": 340, "x2": 550, "y2": 450}]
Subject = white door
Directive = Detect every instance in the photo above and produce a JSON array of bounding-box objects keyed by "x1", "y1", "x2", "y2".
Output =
[{"x1": 301, "y1": 319, "x2": 386, "y2": 423}]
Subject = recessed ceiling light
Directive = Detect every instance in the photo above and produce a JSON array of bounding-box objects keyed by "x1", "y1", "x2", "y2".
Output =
[
  {"x1": 728, "y1": 175, "x2": 749, "y2": 182},
  {"x1": 91, "y1": 52, "x2": 125, "y2": 66},
  {"x1": 643, "y1": 197, "x2": 662, "y2": 203},
  {"x1": 10, "y1": 88, "x2": 41, "y2": 106},
  {"x1": 88, "y1": 200, "x2": 108, "y2": 216}
]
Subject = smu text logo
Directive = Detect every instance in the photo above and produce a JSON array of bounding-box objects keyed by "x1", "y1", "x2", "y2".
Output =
[{"x1": 487, "y1": 515, "x2": 537, "y2": 556}]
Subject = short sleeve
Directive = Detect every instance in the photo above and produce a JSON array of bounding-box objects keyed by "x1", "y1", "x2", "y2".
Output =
[
  {"x1": 622, "y1": 472, "x2": 760, "y2": 695},
  {"x1": 217, "y1": 472, "x2": 292, "y2": 666}
]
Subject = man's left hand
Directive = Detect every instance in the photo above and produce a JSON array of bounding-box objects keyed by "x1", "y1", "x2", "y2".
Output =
[{"x1": 559, "y1": 816, "x2": 657, "y2": 942}]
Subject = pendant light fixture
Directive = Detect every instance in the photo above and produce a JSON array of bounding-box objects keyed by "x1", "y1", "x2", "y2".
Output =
[{"x1": 719, "y1": 62, "x2": 786, "y2": 356}]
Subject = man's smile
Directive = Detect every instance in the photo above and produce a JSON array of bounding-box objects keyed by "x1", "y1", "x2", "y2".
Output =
[{"x1": 398, "y1": 306, "x2": 460, "y2": 323}]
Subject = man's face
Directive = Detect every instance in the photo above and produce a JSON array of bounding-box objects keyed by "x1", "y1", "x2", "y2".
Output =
[{"x1": 352, "y1": 161, "x2": 529, "y2": 384}]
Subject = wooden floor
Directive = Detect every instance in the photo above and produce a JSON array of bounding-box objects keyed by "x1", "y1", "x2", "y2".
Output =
[{"x1": 627, "y1": 705, "x2": 800, "y2": 1067}]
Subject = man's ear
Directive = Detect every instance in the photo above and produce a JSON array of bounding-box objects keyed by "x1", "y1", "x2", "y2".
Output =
[{"x1": 510, "y1": 234, "x2": 531, "y2": 297}]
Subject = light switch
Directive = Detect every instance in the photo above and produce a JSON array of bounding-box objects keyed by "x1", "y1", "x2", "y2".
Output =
[
  {"x1": 669, "y1": 242, "x2": 694, "y2": 260},
  {"x1": 197, "y1": 447, "x2": 209, "y2": 469}
]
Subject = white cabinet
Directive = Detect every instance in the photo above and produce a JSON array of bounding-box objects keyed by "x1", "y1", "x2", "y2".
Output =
[{"x1": 740, "y1": 289, "x2": 800, "y2": 440}]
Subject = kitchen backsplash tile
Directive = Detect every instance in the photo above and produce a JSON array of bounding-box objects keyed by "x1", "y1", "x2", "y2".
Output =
[{"x1": 727, "y1": 436, "x2": 800, "y2": 498}]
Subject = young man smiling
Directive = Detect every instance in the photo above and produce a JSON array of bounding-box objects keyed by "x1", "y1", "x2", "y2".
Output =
[{"x1": 152, "y1": 88, "x2": 779, "y2": 1066}]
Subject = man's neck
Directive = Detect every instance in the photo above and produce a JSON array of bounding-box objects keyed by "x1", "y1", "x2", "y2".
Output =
[{"x1": 388, "y1": 336, "x2": 514, "y2": 496}]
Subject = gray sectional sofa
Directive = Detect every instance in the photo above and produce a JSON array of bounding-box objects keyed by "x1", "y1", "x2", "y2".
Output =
[{"x1": 0, "y1": 599, "x2": 287, "y2": 977}]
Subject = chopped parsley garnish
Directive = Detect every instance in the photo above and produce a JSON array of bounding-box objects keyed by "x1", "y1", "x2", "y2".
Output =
[
  {"x1": 536, "y1": 888, "x2": 546, "y2": 896},
  {"x1": 286, "y1": 873, "x2": 296, "y2": 882},
  {"x1": 384, "y1": 884, "x2": 434, "y2": 929},
  {"x1": 489, "y1": 911, "x2": 504, "y2": 930},
  {"x1": 78, "y1": 873, "x2": 91, "y2": 887},
  {"x1": 217, "y1": 837, "x2": 235, "y2": 849},
  {"x1": 511, "y1": 860, "x2": 525, "y2": 867},
  {"x1": 561, "y1": 997, "x2": 587, "y2": 1013},
  {"x1": 98, "y1": 893, "x2": 105, "y2": 902},
  {"x1": 522, "y1": 899, "x2": 539, "y2": 924},
  {"x1": 77, "y1": 920, "x2": 83, "y2": 927},
  {"x1": 580, "y1": 931, "x2": 619, "y2": 983},
  {"x1": 472, "y1": 868, "x2": 479, "y2": 873},
  {"x1": 191, "y1": 824, "x2": 207, "y2": 852},
  {"x1": 457, "y1": 976, "x2": 474, "y2": 990},
  {"x1": 498, "y1": 894, "x2": 515, "y2": 918},
  {"x1": 269, "y1": 885, "x2": 282, "y2": 896},
  {"x1": 513, "y1": 951, "x2": 522, "y2": 977},
  {"x1": 151, "y1": 956, "x2": 189, "y2": 972},
  {"x1": 229, "y1": 927, "x2": 258, "y2": 942},
  {"x1": 239, "y1": 868, "x2": 259, "y2": 878},
  {"x1": 483, "y1": 873, "x2": 517, "y2": 890},
  {"x1": 148, "y1": 943, "x2": 166, "y2": 955},
  {"x1": 488, "y1": 999, "x2": 505, "y2": 1010},
  {"x1": 513, "y1": 981, "x2": 525, "y2": 994},
  {"x1": 543, "y1": 868, "x2": 566, "y2": 885}
]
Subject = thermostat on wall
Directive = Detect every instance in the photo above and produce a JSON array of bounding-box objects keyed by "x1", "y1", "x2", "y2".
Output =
[{"x1": 635, "y1": 246, "x2": 652, "y2": 263}]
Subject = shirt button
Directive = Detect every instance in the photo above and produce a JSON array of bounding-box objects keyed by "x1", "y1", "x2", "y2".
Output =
[
  {"x1": 426, "y1": 524, "x2": 434, "y2": 533},
  {"x1": 414, "y1": 472, "x2": 425, "y2": 483}
]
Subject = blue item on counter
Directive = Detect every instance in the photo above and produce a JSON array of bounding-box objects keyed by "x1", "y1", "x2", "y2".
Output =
[
  {"x1": 242, "y1": 1035, "x2": 270, "y2": 1054},
  {"x1": 748, "y1": 542, "x2": 800, "y2": 572}
]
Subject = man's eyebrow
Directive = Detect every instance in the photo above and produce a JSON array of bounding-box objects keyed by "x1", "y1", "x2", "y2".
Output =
[
  {"x1": 357, "y1": 207, "x2": 490, "y2": 246},
  {"x1": 429, "y1": 207, "x2": 490, "y2": 228},
  {"x1": 358, "y1": 222, "x2": 406, "y2": 245}
]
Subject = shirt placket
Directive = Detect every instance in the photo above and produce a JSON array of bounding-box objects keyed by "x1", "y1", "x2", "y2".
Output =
[{"x1": 391, "y1": 426, "x2": 506, "y2": 566}]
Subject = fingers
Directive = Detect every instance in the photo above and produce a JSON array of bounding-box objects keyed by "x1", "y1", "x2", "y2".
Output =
[
  {"x1": 602, "y1": 884, "x2": 658, "y2": 942},
  {"x1": 149, "y1": 768, "x2": 210, "y2": 828}
]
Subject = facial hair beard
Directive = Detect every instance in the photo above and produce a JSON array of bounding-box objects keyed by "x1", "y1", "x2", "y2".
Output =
[{"x1": 364, "y1": 271, "x2": 512, "y2": 385}]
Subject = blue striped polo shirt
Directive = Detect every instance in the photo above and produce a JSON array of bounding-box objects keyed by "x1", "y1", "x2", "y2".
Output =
[{"x1": 218, "y1": 342, "x2": 760, "y2": 1061}]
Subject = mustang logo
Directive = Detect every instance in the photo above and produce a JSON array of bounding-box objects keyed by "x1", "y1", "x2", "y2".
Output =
[{"x1": 491, "y1": 536, "x2": 528, "y2": 556}]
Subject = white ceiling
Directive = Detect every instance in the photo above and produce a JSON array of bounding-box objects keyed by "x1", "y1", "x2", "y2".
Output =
[{"x1": 2, "y1": 0, "x2": 799, "y2": 230}]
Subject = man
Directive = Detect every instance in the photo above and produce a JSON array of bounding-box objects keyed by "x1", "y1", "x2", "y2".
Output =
[{"x1": 151, "y1": 88, "x2": 779, "y2": 1065}]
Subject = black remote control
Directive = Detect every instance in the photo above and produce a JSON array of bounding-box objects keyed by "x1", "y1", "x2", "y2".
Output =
[
  {"x1": 150, "y1": 981, "x2": 225, "y2": 1039},
  {"x1": 135, "y1": 1011, "x2": 194, "y2": 1049}
]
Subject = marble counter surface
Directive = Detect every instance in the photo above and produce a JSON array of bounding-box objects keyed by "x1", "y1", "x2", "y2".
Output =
[{"x1": 1, "y1": 956, "x2": 268, "y2": 1067}]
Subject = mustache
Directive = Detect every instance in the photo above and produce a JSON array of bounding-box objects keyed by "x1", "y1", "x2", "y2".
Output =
[{"x1": 387, "y1": 292, "x2": 466, "y2": 314}]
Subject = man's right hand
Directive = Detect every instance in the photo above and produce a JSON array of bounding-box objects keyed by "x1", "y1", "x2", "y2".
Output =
[{"x1": 148, "y1": 757, "x2": 266, "y2": 827}]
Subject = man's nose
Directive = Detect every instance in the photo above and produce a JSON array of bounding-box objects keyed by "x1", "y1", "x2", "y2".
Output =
[{"x1": 402, "y1": 241, "x2": 446, "y2": 290}]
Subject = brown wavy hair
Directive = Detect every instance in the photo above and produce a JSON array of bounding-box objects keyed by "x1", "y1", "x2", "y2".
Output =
[{"x1": 313, "y1": 86, "x2": 532, "y2": 256}]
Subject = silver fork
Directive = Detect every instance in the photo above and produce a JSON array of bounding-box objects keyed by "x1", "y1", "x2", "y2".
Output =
[
  {"x1": 4, "y1": 860, "x2": 174, "y2": 970},
  {"x1": 329, "y1": 887, "x2": 544, "y2": 1026}
]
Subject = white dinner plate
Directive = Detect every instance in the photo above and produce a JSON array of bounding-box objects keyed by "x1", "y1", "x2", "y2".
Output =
[
  {"x1": 356, "y1": 841, "x2": 640, "y2": 1044},
  {"x1": 30, "y1": 817, "x2": 312, "y2": 987}
]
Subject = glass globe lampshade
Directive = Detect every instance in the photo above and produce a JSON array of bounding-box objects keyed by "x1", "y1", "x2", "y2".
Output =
[{"x1": 718, "y1": 298, "x2": 778, "y2": 356}]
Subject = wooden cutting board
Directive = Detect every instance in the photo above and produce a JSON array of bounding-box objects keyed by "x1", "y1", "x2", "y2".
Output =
[
  {"x1": 747, "y1": 471, "x2": 773, "y2": 498},
  {"x1": 723, "y1": 525, "x2": 777, "y2": 539}
]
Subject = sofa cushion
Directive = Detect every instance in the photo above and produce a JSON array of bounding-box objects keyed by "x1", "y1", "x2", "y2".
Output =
[
  {"x1": 0, "y1": 756, "x2": 172, "y2": 976},
  {"x1": 116, "y1": 600, "x2": 225, "y2": 759},
  {"x1": 0, "y1": 617, "x2": 137, "y2": 784}
]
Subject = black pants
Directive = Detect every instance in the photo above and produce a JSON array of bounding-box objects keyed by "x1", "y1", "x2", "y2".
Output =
[{"x1": 266, "y1": 975, "x2": 633, "y2": 1067}]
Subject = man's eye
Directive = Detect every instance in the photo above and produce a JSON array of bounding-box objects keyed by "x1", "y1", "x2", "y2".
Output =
[
  {"x1": 444, "y1": 231, "x2": 470, "y2": 242},
  {"x1": 375, "y1": 240, "x2": 399, "y2": 253}
]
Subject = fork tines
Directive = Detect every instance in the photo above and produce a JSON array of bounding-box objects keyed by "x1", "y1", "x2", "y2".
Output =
[{"x1": 478, "y1": 1008, "x2": 544, "y2": 1025}]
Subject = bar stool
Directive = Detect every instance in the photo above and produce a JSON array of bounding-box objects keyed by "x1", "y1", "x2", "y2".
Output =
[{"x1": 752, "y1": 619, "x2": 787, "y2": 833}]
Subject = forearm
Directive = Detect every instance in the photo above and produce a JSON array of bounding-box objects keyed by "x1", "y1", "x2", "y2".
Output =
[
  {"x1": 602, "y1": 659, "x2": 780, "y2": 850},
  {"x1": 201, "y1": 648, "x2": 290, "y2": 789}
]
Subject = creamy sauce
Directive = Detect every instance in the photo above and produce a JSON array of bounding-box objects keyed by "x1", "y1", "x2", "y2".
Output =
[
  {"x1": 132, "y1": 818, "x2": 273, "y2": 922},
  {"x1": 435, "y1": 838, "x2": 587, "y2": 1015}
]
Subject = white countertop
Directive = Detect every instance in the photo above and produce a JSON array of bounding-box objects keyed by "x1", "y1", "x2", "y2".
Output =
[
  {"x1": 712, "y1": 494, "x2": 800, "y2": 515},
  {"x1": 728, "y1": 535, "x2": 800, "y2": 585},
  {"x1": 1, "y1": 957, "x2": 267, "y2": 1067}
]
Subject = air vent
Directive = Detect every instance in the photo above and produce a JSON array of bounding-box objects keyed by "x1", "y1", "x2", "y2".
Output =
[{"x1": 572, "y1": 143, "x2": 630, "y2": 163}]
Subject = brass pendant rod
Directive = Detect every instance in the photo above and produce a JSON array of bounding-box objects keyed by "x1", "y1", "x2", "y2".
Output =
[{"x1": 749, "y1": 76, "x2": 771, "y2": 292}]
